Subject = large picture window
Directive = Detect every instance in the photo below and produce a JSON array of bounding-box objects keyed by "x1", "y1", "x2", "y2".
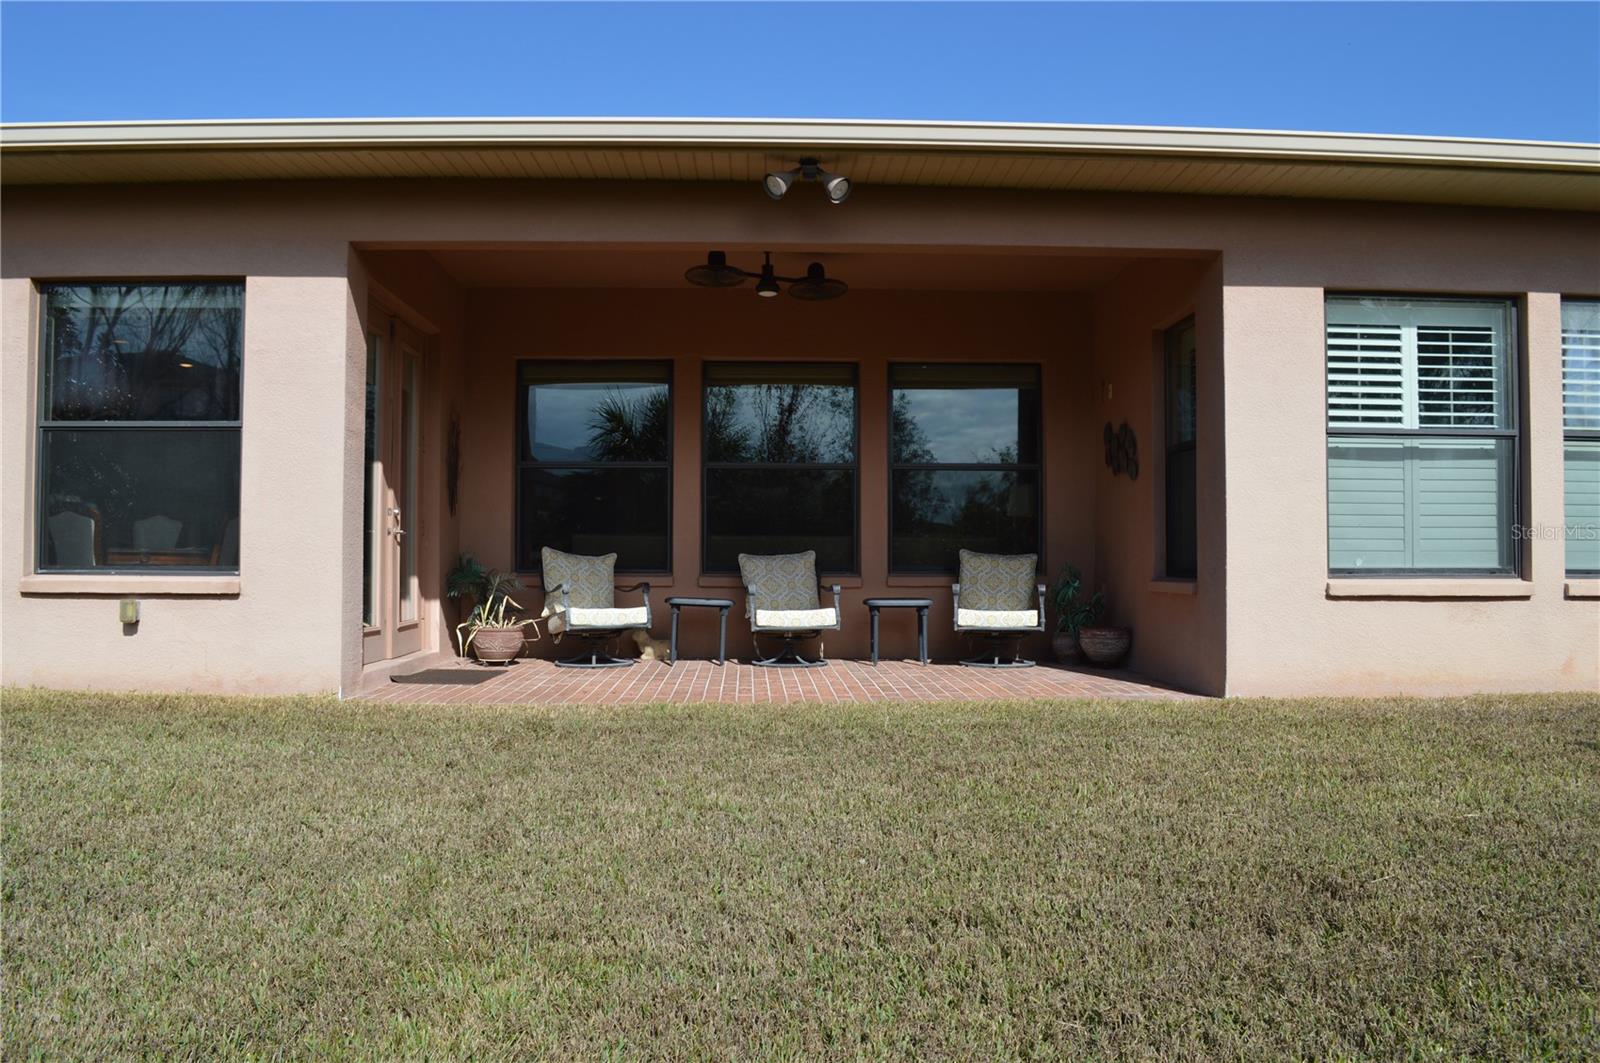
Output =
[
  {"x1": 37, "y1": 283, "x2": 243, "y2": 573},
  {"x1": 702, "y1": 362, "x2": 857, "y2": 572},
  {"x1": 1164, "y1": 319, "x2": 1198, "y2": 579},
  {"x1": 1325, "y1": 295, "x2": 1518, "y2": 575},
  {"x1": 1562, "y1": 299, "x2": 1600, "y2": 575},
  {"x1": 890, "y1": 363, "x2": 1040, "y2": 573},
  {"x1": 515, "y1": 361, "x2": 671, "y2": 572}
]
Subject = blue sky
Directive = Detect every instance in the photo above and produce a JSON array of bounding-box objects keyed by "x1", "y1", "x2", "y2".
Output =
[{"x1": 2, "y1": 2, "x2": 1596, "y2": 140}]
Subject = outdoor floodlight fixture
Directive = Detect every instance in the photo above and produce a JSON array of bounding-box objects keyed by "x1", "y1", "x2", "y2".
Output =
[
  {"x1": 683, "y1": 250, "x2": 848, "y2": 300},
  {"x1": 763, "y1": 158, "x2": 852, "y2": 204}
]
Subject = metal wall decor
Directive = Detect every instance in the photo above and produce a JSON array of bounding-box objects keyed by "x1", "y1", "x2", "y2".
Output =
[{"x1": 1104, "y1": 421, "x2": 1138, "y2": 480}]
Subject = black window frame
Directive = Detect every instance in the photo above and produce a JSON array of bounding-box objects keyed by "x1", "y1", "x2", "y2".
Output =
[
  {"x1": 887, "y1": 361, "x2": 1043, "y2": 576},
  {"x1": 512, "y1": 358, "x2": 674, "y2": 575},
  {"x1": 34, "y1": 279, "x2": 246, "y2": 576},
  {"x1": 1324, "y1": 292, "x2": 1522, "y2": 579},
  {"x1": 700, "y1": 360, "x2": 860, "y2": 576},
  {"x1": 1561, "y1": 296, "x2": 1600, "y2": 577},
  {"x1": 1164, "y1": 317, "x2": 1198, "y2": 579}
]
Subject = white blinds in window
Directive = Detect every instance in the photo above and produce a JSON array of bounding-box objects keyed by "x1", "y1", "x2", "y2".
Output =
[
  {"x1": 1562, "y1": 301, "x2": 1600, "y2": 431},
  {"x1": 1326, "y1": 324, "x2": 1405, "y2": 427},
  {"x1": 1326, "y1": 299, "x2": 1509, "y2": 430},
  {"x1": 1325, "y1": 297, "x2": 1515, "y2": 573},
  {"x1": 1416, "y1": 325, "x2": 1499, "y2": 427}
]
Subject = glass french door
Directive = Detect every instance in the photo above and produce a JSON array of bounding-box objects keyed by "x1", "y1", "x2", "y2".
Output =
[{"x1": 362, "y1": 316, "x2": 424, "y2": 664}]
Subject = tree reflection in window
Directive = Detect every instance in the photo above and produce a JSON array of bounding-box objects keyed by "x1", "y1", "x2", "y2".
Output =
[
  {"x1": 702, "y1": 363, "x2": 858, "y2": 572},
  {"x1": 890, "y1": 364, "x2": 1041, "y2": 573},
  {"x1": 37, "y1": 283, "x2": 244, "y2": 573},
  {"x1": 44, "y1": 284, "x2": 243, "y2": 422},
  {"x1": 516, "y1": 362, "x2": 672, "y2": 571}
]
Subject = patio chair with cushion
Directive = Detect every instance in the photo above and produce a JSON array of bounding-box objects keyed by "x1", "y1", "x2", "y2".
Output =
[
  {"x1": 540, "y1": 546, "x2": 652, "y2": 668},
  {"x1": 738, "y1": 550, "x2": 842, "y2": 668},
  {"x1": 952, "y1": 548, "x2": 1046, "y2": 668}
]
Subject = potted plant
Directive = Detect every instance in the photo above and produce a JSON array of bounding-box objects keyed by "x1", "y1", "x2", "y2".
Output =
[
  {"x1": 1050, "y1": 564, "x2": 1104, "y2": 664},
  {"x1": 1077, "y1": 590, "x2": 1132, "y2": 666},
  {"x1": 446, "y1": 554, "x2": 538, "y2": 664}
]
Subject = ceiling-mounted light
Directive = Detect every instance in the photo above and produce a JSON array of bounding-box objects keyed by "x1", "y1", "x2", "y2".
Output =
[
  {"x1": 787, "y1": 262, "x2": 848, "y2": 301},
  {"x1": 755, "y1": 254, "x2": 780, "y2": 297},
  {"x1": 684, "y1": 250, "x2": 747, "y2": 287},
  {"x1": 682, "y1": 250, "x2": 848, "y2": 300},
  {"x1": 761, "y1": 157, "x2": 853, "y2": 204}
]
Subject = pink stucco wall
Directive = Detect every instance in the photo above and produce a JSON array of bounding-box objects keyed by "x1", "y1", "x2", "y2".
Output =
[{"x1": 2, "y1": 179, "x2": 1596, "y2": 696}]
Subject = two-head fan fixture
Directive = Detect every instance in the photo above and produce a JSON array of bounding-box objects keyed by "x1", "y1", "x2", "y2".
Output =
[{"x1": 684, "y1": 251, "x2": 848, "y2": 301}]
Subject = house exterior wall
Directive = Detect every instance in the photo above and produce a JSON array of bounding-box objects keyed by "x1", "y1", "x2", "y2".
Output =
[
  {"x1": 1, "y1": 228, "x2": 360, "y2": 694},
  {"x1": 1090, "y1": 258, "x2": 1227, "y2": 695},
  {"x1": 1, "y1": 178, "x2": 1596, "y2": 697}
]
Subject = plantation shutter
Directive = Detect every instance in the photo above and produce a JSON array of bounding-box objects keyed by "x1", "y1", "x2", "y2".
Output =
[
  {"x1": 1326, "y1": 324, "x2": 1407, "y2": 428},
  {"x1": 1326, "y1": 297, "x2": 1513, "y2": 573},
  {"x1": 1562, "y1": 300, "x2": 1600, "y2": 573}
]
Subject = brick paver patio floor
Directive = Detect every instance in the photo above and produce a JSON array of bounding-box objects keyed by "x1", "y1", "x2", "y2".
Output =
[{"x1": 356, "y1": 657, "x2": 1202, "y2": 705}]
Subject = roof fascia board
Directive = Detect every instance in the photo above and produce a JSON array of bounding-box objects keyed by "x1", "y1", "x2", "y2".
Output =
[{"x1": 4, "y1": 117, "x2": 1597, "y2": 172}]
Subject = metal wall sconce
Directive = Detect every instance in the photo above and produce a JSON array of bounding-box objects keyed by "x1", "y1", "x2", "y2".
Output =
[{"x1": 685, "y1": 251, "x2": 848, "y2": 300}]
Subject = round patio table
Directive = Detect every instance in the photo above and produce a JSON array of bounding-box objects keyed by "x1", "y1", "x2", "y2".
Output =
[{"x1": 863, "y1": 598, "x2": 933, "y2": 665}]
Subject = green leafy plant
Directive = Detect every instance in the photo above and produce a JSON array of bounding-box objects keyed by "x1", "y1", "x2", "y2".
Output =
[
  {"x1": 1051, "y1": 564, "x2": 1105, "y2": 637},
  {"x1": 446, "y1": 553, "x2": 537, "y2": 655}
]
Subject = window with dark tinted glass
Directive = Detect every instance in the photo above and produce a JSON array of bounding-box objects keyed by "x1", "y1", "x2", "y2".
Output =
[
  {"x1": 890, "y1": 363, "x2": 1040, "y2": 572},
  {"x1": 702, "y1": 362, "x2": 857, "y2": 572},
  {"x1": 516, "y1": 361, "x2": 671, "y2": 571},
  {"x1": 37, "y1": 283, "x2": 243, "y2": 572},
  {"x1": 1165, "y1": 318, "x2": 1198, "y2": 578}
]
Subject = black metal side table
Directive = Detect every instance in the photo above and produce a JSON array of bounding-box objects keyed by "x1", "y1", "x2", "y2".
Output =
[
  {"x1": 863, "y1": 598, "x2": 932, "y2": 665},
  {"x1": 664, "y1": 597, "x2": 734, "y2": 665}
]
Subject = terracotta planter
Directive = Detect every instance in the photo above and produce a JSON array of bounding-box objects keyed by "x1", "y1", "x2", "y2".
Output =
[
  {"x1": 1078, "y1": 626, "x2": 1131, "y2": 666},
  {"x1": 1052, "y1": 631, "x2": 1082, "y2": 664},
  {"x1": 471, "y1": 627, "x2": 525, "y2": 664}
]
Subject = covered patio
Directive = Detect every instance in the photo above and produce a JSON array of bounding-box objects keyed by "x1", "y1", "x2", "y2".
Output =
[
  {"x1": 355, "y1": 240, "x2": 1222, "y2": 693},
  {"x1": 358, "y1": 655, "x2": 1199, "y2": 705}
]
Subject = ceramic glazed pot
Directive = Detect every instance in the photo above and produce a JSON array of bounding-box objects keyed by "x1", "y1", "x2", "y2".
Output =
[
  {"x1": 1052, "y1": 631, "x2": 1082, "y2": 663},
  {"x1": 1078, "y1": 626, "x2": 1132, "y2": 666},
  {"x1": 471, "y1": 627, "x2": 525, "y2": 664}
]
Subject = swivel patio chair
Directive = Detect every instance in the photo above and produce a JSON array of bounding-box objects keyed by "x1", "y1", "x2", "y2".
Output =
[
  {"x1": 952, "y1": 548, "x2": 1046, "y2": 667},
  {"x1": 738, "y1": 550, "x2": 842, "y2": 668},
  {"x1": 540, "y1": 546, "x2": 652, "y2": 668}
]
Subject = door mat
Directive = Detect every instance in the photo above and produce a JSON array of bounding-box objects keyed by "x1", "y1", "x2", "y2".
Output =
[{"x1": 391, "y1": 668, "x2": 503, "y2": 685}]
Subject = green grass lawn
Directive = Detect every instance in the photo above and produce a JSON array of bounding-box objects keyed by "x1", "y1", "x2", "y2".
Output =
[{"x1": 4, "y1": 690, "x2": 1598, "y2": 1059}]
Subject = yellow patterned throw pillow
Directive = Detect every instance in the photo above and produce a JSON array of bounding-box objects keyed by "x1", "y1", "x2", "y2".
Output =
[
  {"x1": 958, "y1": 549, "x2": 1037, "y2": 611},
  {"x1": 540, "y1": 547, "x2": 616, "y2": 610},
  {"x1": 737, "y1": 550, "x2": 820, "y2": 617}
]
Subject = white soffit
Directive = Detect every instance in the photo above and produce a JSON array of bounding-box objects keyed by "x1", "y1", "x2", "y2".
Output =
[{"x1": 2, "y1": 117, "x2": 1597, "y2": 210}]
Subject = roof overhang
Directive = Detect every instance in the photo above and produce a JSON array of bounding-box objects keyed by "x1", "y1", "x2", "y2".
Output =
[{"x1": 3, "y1": 117, "x2": 1597, "y2": 210}]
